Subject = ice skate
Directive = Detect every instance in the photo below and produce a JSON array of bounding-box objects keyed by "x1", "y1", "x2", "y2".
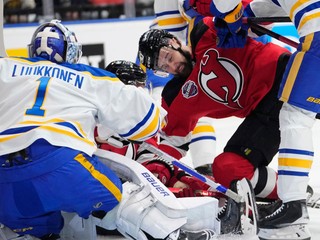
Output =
[
  {"x1": 166, "y1": 228, "x2": 217, "y2": 240},
  {"x1": 218, "y1": 178, "x2": 258, "y2": 235},
  {"x1": 257, "y1": 199, "x2": 283, "y2": 219},
  {"x1": 0, "y1": 223, "x2": 41, "y2": 240},
  {"x1": 258, "y1": 200, "x2": 311, "y2": 240},
  {"x1": 306, "y1": 185, "x2": 320, "y2": 209}
]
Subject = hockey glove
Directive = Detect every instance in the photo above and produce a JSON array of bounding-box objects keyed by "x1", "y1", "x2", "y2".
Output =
[
  {"x1": 211, "y1": 2, "x2": 248, "y2": 48},
  {"x1": 215, "y1": 17, "x2": 248, "y2": 48},
  {"x1": 168, "y1": 170, "x2": 215, "y2": 197},
  {"x1": 178, "y1": 0, "x2": 202, "y2": 23},
  {"x1": 189, "y1": 0, "x2": 213, "y2": 17},
  {"x1": 142, "y1": 155, "x2": 175, "y2": 186}
]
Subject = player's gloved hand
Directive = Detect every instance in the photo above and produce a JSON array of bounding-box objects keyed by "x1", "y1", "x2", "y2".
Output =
[
  {"x1": 178, "y1": 0, "x2": 202, "y2": 22},
  {"x1": 189, "y1": 0, "x2": 213, "y2": 16},
  {"x1": 142, "y1": 155, "x2": 175, "y2": 186},
  {"x1": 168, "y1": 170, "x2": 214, "y2": 197},
  {"x1": 214, "y1": 17, "x2": 248, "y2": 48},
  {"x1": 211, "y1": 2, "x2": 248, "y2": 48}
]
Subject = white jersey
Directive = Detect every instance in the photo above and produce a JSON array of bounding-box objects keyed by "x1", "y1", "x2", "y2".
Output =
[
  {"x1": 0, "y1": 57, "x2": 163, "y2": 156},
  {"x1": 151, "y1": 0, "x2": 188, "y2": 42},
  {"x1": 239, "y1": 0, "x2": 320, "y2": 37}
]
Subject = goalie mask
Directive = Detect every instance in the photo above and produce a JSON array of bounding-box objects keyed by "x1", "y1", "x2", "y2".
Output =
[
  {"x1": 28, "y1": 19, "x2": 82, "y2": 64},
  {"x1": 138, "y1": 29, "x2": 178, "y2": 70}
]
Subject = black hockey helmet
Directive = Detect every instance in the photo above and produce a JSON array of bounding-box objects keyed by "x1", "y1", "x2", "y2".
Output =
[
  {"x1": 105, "y1": 60, "x2": 146, "y2": 87},
  {"x1": 138, "y1": 29, "x2": 178, "y2": 70}
]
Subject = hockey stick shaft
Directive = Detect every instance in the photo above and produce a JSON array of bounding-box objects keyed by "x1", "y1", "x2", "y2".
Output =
[
  {"x1": 140, "y1": 142, "x2": 243, "y2": 203},
  {"x1": 250, "y1": 22, "x2": 299, "y2": 48},
  {"x1": 243, "y1": 16, "x2": 291, "y2": 24}
]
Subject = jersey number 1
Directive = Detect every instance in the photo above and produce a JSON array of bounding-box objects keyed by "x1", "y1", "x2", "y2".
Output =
[{"x1": 25, "y1": 77, "x2": 51, "y2": 117}]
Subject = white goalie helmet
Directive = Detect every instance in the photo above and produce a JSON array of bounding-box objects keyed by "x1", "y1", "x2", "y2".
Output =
[{"x1": 28, "y1": 19, "x2": 82, "y2": 64}]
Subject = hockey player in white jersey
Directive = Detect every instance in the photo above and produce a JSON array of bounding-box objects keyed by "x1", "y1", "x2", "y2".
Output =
[
  {"x1": 0, "y1": 19, "x2": 258, "y2": 240},
  {"x1": 193, "y1": 0, "x2": 318, "y2": 239}
]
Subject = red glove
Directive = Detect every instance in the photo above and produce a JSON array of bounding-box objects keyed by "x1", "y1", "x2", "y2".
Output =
[
  {"x1": 189, "y1": 0, "x2": 213, "y2": 17},
  {"x1": 168, "y1": 170, "x2": 217, "y2": 197},
  {"x1": 142, "y1": 156, "x2": 175, "y2": 186}
]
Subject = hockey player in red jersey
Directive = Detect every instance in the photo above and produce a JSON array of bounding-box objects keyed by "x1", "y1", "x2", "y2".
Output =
[{"x1": 138, "y1": 14, "x2": 291, "y2": 203}]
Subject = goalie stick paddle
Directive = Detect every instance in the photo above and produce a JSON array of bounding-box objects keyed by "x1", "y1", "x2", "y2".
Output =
[{"x1": 140, "y1": 142, "x2": 243, "y2": 203}]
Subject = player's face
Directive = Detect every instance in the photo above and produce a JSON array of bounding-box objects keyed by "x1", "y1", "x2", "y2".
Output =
[{"x1": 157, "y1": 45, "x2": 193, "y2": 78}]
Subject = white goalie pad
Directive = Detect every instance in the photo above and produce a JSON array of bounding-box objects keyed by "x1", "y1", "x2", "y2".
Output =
[{"x1": 95, "y1": 149, "x2": 220, "y2": 239}]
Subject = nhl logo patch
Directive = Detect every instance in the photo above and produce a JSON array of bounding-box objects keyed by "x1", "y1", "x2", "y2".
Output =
[{"x1": 182, "y1": 80, "x2": 198, "y2": 99}]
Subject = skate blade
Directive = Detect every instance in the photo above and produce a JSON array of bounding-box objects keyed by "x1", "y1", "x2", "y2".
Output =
[
  {"x1": 237, "y1": 178, "x2": 259, "y2": 235},
  {"x1": 258, "y1": 224, "x2": 311, "y2": 240},
  {"x1": 306, "y1": 189, "x2": 320, "y2": 208}
]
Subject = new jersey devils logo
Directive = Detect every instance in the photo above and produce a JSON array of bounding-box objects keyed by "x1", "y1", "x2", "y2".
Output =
[{"x1": 199, "y1": 49, "x2": 243, "y2": 109}]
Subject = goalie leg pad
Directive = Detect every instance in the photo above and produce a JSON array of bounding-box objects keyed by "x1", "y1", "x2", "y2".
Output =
[
  {"x1": 95, "y1": 150, "x2": 222, "y2": 238},
  {"x1": 99, "y1": 181, "x2": 187, "y2": 240}
]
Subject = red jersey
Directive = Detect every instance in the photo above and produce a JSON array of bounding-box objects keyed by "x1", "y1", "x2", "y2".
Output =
[{"x1": 159, "y1": 16, "x2": 289, "y2": 159}]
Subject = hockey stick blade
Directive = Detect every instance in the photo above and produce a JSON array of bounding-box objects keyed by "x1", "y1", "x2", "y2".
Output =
[
  {"x1": 140, "y1": 142, "x2": 243, "y2": 203},
  {"x1": 237, "y1": 178, "x2": 259, "y2": 235}
]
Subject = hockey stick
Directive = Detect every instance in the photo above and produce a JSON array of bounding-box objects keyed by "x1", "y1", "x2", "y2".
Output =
[
  {"x1": 243, "y1": 16, "x2": 291, "y2": 24},
  {"x1": 250, "y1": 22, "x2": 299, "y2": 49},
  {"x1": 140, "y1": 142, "x2": 243, "y2": 203}
]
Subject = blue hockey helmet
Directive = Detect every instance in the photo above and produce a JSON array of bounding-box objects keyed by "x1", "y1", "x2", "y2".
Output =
[{"x1": 28, "y1": 19, "x2": 82, "y2": 64}]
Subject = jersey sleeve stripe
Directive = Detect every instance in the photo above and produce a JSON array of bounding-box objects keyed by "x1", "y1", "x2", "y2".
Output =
[
  {"x1": 157, "y1": 17, "x2": 187, "y2": 26},
  {"x1": 120, "y1": 103, "x2": 161, "y2": 141},
  {"x1": 191, "y1": 136, "x2": 216, "y2": 143},
  {"x1": 129, "y1": 108, "x2": 160, "y2": 141},
  {"x1": 155, "y1": 10, "x2": 181, "y2": 17},
  {"x1": 290, "y1": 1, "x2": 320, "y2": 32}
]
